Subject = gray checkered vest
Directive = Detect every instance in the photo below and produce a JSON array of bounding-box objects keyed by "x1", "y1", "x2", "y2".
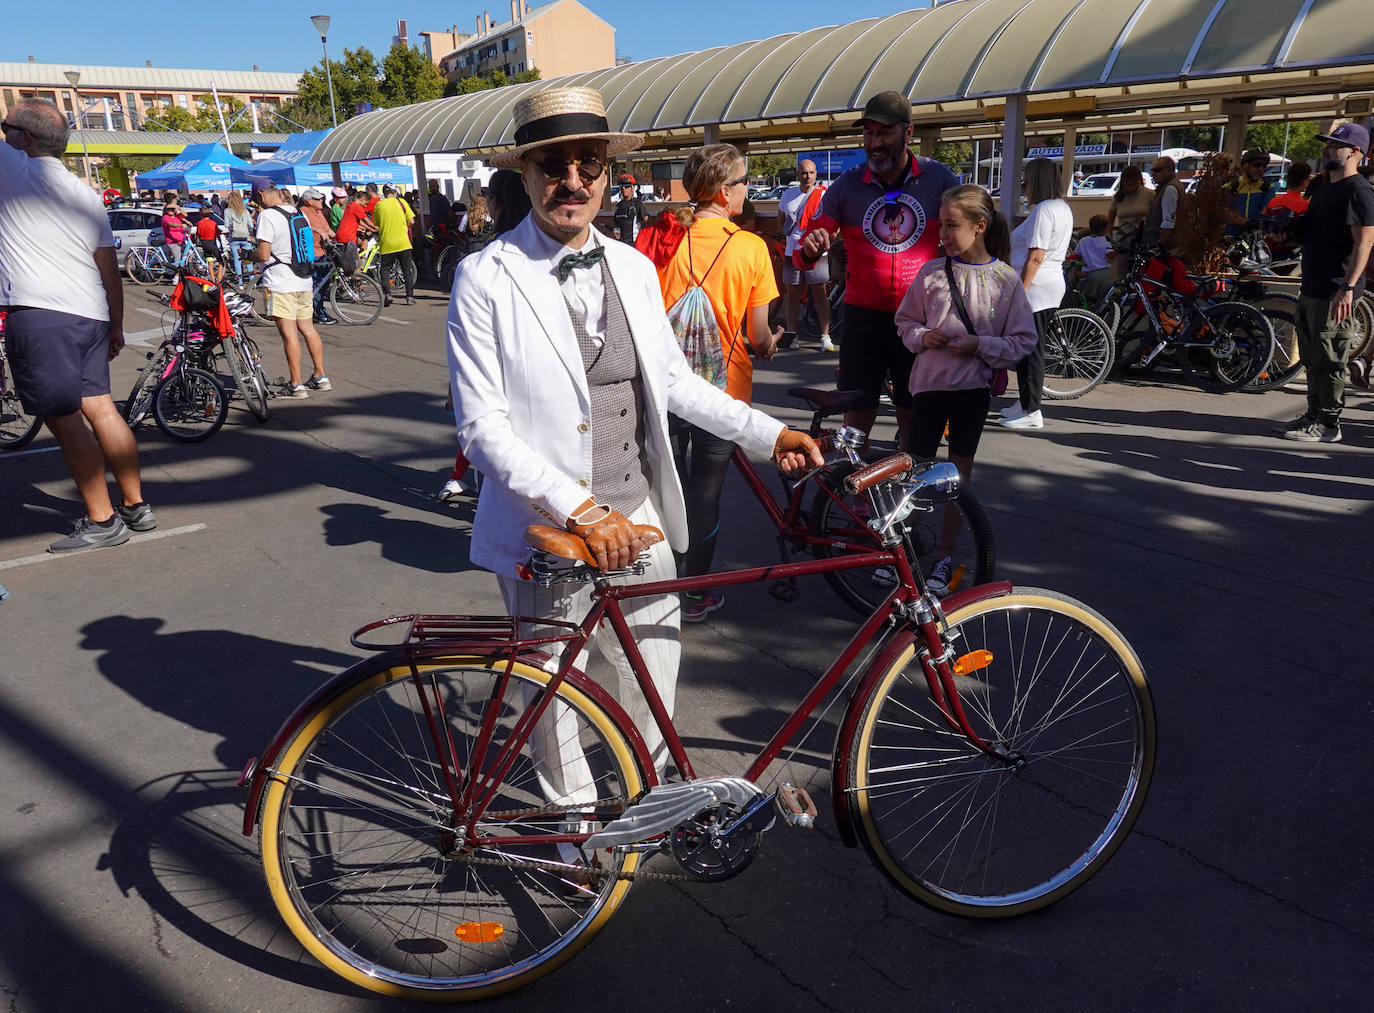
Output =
[{"x1": 564, "y1": 260, "x2": 652, "y2": 516}]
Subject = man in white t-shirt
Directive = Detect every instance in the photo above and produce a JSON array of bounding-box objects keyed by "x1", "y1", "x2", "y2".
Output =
[
  {"x1": 0, "y1": 99, "x2": 156, "y2": 553},
  {"x1": 777, "y1": 159, "x2": 834, "y2": 351},
  {"x1": 250, "y1": 182, "x2": 328, "y2": 397}
]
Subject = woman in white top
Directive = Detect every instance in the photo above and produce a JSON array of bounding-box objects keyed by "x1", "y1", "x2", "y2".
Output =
[{"x1": 1001, "y1": 157, "x2": 1074, "y2": 430}]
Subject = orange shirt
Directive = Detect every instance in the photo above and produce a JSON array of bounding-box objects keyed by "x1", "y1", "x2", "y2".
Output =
[
  {"x1": 1266, "y1": 190, "x2": 1309, "y2": 215},
  {"x1": 657, "y1": 216, "x2": 778, "y2": 403}
]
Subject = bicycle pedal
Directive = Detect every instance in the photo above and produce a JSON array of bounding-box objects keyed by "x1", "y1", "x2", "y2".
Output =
[
  {"x1": 775, "y1": 782, "x2": 817, "y2": 829},
  {"x1": 768, "y1": 579, "x2": 800, "y2": 603}
]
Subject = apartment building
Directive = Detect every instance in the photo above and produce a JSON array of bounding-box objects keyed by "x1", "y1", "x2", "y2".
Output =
[
  {"x1": 0, "y1": 59, "x2": 299, "y2": 131},
  {"x1": 424, "y1": 0, "x2": 615, "y2": 84}
]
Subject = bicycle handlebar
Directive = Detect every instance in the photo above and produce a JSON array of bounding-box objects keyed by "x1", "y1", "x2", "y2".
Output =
[
  {"x1": 843, "y1": 453, "x2": 913, "y2": 495},
  {"x1": 524, "y1": 523, "x2": 664, "y2": 568}
]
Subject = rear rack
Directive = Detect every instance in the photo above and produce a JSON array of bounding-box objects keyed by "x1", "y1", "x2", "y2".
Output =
[{"x1": 349, "y1": 613, "x2": 582, "y2": 654}]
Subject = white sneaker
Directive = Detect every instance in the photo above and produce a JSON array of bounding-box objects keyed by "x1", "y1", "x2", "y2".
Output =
[
  {"x1": 999, "y1": 410, "x2": 1043, "y2": 430},
  {"x1": 820, "y1": 335, "x2": 837, "y2": 352},
  {"x1": 437, "y1": 477, "x2": 472, "y2": 502},
  {"x1": 999, "y1": 403, "x2": 1025, "y2": 420}
]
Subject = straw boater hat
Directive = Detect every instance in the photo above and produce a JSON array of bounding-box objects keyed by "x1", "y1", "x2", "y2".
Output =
[{"x1": 490, "y1": 86, "x2": 642, "y2": 170}]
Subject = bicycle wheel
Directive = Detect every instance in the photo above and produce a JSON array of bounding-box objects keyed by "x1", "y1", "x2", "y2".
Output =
[
  {"x1": 436, "y1": 245, "x2": 458, "y2": 292},
  {"x1": 850, "y1": 588, "x2": 1154, "y2": 916},
  {"x1": 125, "y1": 247, "x2": 162, "y2": 286},
  {"x1": 153, "y1": 367, "x2": 227, "y2": 442},
  {"x1": 1242, "y1": 295, "x2": 1301, "y2": 393},
  {"x1": 1042, "y1": 308, "x2": 1115, "y2": 399},
  {"x1": 810, "y1": 462, "x2": 995, "y2": 615},
  {"x1": 1179, "y1": 302, "x2": 1273, "y2": 393},
  {"x1": 221, "y1": 332, "x2": 270, "y2": 421},
  {"x1": 1347, "y1": 295, "x2": 1373, "y2": 362},
  {"x1": 1091, "y1": 291, "x2": 1123, "y2": 339},
  {"x1": 0, "y1": 367, "x2": 42, "y2": 450},
  {"x1": 122, "y1": 354, "x2": 168, "y2": 427},
  {"x1": 329, "y1": 272, "x2": 384, "y2": 325},
  {"x1": 242, "y1": 334, "x2": 272, "y2": 399},
  {"x1": 257, "y1": 656, "x2": 645, "y2": 1001},
  {"x1": 245, "y1": 280, "x2": 272, "y2": 325}
]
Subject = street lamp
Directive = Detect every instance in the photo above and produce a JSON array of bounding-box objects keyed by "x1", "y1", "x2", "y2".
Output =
[
  {"x1": 63, "y1": 70, "x2": 93, "y2": 189},
  {"x1": 311, "y1": 14, "x2": 339, "y2": 129}
]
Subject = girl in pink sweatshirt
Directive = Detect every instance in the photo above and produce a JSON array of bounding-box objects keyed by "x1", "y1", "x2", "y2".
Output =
[{"x1": 894, "y1": 184, "x2": 1037, "y2": 591}]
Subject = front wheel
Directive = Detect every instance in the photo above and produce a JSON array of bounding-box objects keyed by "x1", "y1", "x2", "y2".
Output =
[
  {"x1": 153, "y1": 367, "x2": 227, "y2": 442},
  {"x1": 850, "y1": 588, "x2": 1155, "y2": 916},
  {"x1": 329, "y1": 272, "x2": 384, "y2": 324},
  {"x1": 1180, "y1": 302, "x2": 1273, "y2": 393},
  {"x1": 1042, "y1": 308, "x2": 1115, "y2": 399},
  {"x1": 810, "y1": 462, "x2": 995, "y2": 615},
  {"x1": 125, "y1": 247, "x2": 162, "y2": 286},
  {"x1": 257, "y1": 656, "x2": 645, "y2": 1001},
  {"x1": 220, "y1": 332, "x2": 270, "y2": 421}
]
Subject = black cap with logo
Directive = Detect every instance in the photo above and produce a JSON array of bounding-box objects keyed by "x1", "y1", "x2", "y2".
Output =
[{"x1": 854, "y1": 91, "x2": 912, "y2": 128}]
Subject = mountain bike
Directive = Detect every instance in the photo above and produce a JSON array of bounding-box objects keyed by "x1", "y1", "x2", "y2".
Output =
[
  {"x1": 240, "y1": 449, "x2": 1154, "y2": 1001},
  {"x1": 122, "y1": 323, "x2": 228, "y2": 442},
  {"x1": 0, "y1": 317, "x2": 44, "y2": 451},
  {"x1": 744, "y1": 391, "x2": 994, "y2": 613}
]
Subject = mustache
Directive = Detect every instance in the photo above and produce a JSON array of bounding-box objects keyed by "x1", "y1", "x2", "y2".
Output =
[{"x1": 552, "y1": 185, "x2": 591, "y2": 203}]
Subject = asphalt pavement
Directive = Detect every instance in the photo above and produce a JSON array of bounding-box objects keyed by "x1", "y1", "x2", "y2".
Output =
[{"x1": 2, "y1": 282, "x2": 1372, "y2": 1012}]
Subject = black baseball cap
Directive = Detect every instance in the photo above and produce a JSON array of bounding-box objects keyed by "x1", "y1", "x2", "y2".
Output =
[{"x1": 854, "y1": 90, "x2": 912, "y2": 128}]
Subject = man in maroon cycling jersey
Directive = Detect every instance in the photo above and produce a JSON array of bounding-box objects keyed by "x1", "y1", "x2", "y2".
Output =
[{"x1": 797, "y1": 91, "x2": 959, "y2": 448}]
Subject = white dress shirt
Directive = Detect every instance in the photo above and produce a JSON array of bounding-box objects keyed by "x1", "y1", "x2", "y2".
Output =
[{"x1": 527, "y1": 223, "x2": 608, "y2": 344}]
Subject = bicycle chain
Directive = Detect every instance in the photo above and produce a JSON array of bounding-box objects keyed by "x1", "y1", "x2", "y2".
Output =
[{"x1": 451, "y1": 798, "x2": 692, "y2": 884}]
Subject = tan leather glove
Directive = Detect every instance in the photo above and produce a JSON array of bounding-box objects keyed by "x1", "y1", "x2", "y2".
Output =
[
  {"x1": 566, "y1": 499, "x2": 644, "y2": 571},
  {"x1": 773, "y1": 429, "x2": 825, "y2": 473}
]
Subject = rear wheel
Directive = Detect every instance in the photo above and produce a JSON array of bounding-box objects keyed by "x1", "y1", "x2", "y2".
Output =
[
  {"x1": 329, "y1": 273, "x2": 385, "y2": 324},
  {"x1": 810, "y1": 461, "x2": 995, "y2": 615},
  {"x1": 1179, "y1": 302, "x2": 1273, "y2": 392},
  {"x1": 1042, "y1": 308, "x2": 1115, "y2": 399},
  {"x1": 122, "y1": 354, "x2": 168, "y2": 427},
  {"x1": 850, "y1": 588, "x2": 1155, "y2": 916},
  {"x1": 125, "y1": 247, "x2": 162, "y2": 286},
  {"x1": 1242, "y1": 294, "x2": 1301, "y2": 392},
  {"x1": 0, "y1": 365, "x2": 42, "y2": 451},
  {"x1": 153, "y1": 367, "x2": 227, "y2": 442},
  {"x1": 257, "y1": 656, "x2": 644, "y2": 1000}
]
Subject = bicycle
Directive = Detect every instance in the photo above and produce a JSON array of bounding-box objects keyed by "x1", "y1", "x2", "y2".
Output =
[
  {"x1": 243, "y1": 246, "x2": 385, "y2": 326},
  {"x1": 125, "y1": 240, "x2": 214, "y2": 287},
  {"x1": 149, "y1": 283, "x2": 272, "y2": 423},
  {"x1": 1040, "y1": 306, "x2": 1116, "y2": 399},
  {"x1": 122, "y1": 318, "x2": 229, "y2": 442},
  {"x1": 0, "y1": 316, "x2": 44, "y2": 451},
  {"x1": 741, "y1": 391, "x2": 994, "y2": 614},
  {"x1": 240, "y1": 442, "x2": 1154, "y2": 1000}
]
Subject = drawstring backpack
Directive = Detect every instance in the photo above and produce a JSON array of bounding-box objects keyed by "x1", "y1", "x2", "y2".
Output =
[{"x1": 665, "y1": 226, "x2": 740, "y2": 389}]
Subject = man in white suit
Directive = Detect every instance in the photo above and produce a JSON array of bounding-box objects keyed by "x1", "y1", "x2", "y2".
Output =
[{"x1": 446, "y1": 87, "x2": 821, "y2": 793}]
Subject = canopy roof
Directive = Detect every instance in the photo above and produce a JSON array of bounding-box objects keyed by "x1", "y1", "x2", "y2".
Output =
[
  {"x1": 228, "y1": 130, "x2": 415, "y2": 187},
  {"x1": 133, "y1": 143, "x2": 252, "y2": 190},
  {"x1": 311, "y1": 0, "x2": 1374, "y2": 164}
]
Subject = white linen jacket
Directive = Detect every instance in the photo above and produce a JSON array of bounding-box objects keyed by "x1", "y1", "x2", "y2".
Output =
[{"x1": 446, "y1": 215, "x2": 785, "y2": 578}]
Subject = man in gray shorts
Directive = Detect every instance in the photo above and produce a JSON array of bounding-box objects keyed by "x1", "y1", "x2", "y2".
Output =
[
  {"x1": 778, "y1": 159, "x2": 834, "y2": 351},
  {"x1": 0, "y1": 99, "x2": 155, "y2": 553}
]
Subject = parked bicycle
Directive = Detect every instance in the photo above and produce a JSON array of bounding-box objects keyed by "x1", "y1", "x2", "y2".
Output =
[
  {"x1": 243, "y1": 244, "x2": 386, "y2": 326},
  {"x1": 0, "y1": 314, "x2": 44, "y2": 451},
  {"x1": 240, "y1": 438, "x2": 1154, "y2": 1001},
  {"x1": 125, "y1": 239, "x2": 214, "y2": 287}
]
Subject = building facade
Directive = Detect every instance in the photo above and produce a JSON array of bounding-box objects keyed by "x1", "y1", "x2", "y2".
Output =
[
  {"x1": 425, "y1": 0, "x2": 615, "y2": 83},
  {"x1": 0, "y1": 59, "x2": 299, "y2": 132}
]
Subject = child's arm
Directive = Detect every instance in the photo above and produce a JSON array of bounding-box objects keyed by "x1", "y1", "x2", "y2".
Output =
[
  {"x1": 968, "y1": 274, "x2": 1039, "y2": 367},
  {"x1": 896, "y1": 269, "x2": 952, "y2": 351}
]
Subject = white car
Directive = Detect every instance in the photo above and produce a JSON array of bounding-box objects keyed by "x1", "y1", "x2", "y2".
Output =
[
  {"x1": 106, "y1": 208, "x2": 164, "y2": 268},
  {"x1": 1074, "y1": 170, "x2": 1154, "y2": 195}
]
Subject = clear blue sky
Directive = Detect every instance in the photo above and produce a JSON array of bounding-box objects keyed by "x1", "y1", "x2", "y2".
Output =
[{"x1": 4, "y1": 1, "x2": 933, "y2": 76}]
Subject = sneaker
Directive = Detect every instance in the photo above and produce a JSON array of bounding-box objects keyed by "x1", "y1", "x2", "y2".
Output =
[
  {"x1": 48, "y1": 515, "x2": 130, "y2": 554},
  {"x1": 999, "y1": 403, "x2": 1025, "y2": 420},
  {"x1": 820, "y1": 335, "x2": 837, "y2": 352},
  {"x1": 926, "y1": 556, "x2": 955, "y2": 597},
  {"x1": 404, "y1": 297, "x2": 416, "y2": 306},
  {"x1": 1282, "y1": 420, "x2": 1341, "y2": 443},
  {"x1": 305, "y1": 374, "x2": 332, "y2": 391},
  {"x1": 1274, "y1": 412, "x2": 1314, "y2": 433},
  {"x1": 682, "y1": 590, "x2": 725, "y2": 623},
  {"x1": 437, "y1": 477, "x2": 473, "y2": 502},
  {"x1": 315, "y1": 314, "x2": 337, "y2": 326},
  {"x1": 117, "y1": 502, "x2": 157, "y2": 532},
  {"x1": 999, "y1": 410, "x2": 1043, "y2": 430},
  {"x1": 285, "y1": 383, "x2": 310, "y2": 399}
]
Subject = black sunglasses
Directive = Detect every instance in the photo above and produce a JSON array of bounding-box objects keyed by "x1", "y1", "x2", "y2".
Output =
[
  {"x1": 0, "y1": 120, "x2": 27, "y2": 136},
  {"x1": 530, "y1": 152, "x2": 605, "y2": 184}
]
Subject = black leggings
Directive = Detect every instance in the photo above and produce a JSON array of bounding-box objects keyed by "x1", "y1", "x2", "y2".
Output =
[
  {"x1": 668, "y1": 414, "x2": 735, "y2": 577},
  {"x1": 1014, "y1": 308, "x2": 1055, "y2": 413}
]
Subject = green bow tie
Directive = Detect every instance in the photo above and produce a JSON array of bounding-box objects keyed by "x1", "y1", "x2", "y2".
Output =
[{"x1": 557, "y1": 246, "x2": 605, "y2": 282}]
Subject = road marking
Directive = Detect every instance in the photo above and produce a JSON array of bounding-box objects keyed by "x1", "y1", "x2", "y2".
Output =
[
  {"x1": 377, "y1": 315, "x2": 411, "y2": 325},
  {"x1": 0, "y1": 523, "x2": 208, "y2": 570},
  {"x1": 135, "y1": 306, "x2": 170, "y2": 321},
  {"x1": 1, "y1": 444, "x2": 60, "y2": 458},
  {"x1": 123, "y1": 327, "x2": 164, "y2": 348}
]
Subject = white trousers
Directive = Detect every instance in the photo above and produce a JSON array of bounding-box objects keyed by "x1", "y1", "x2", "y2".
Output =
[{"x1": 498, "y1": 497, "x2": 680, "y2": 810}]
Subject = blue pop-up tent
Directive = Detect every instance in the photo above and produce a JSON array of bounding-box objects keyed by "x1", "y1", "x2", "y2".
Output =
[
  {"x1": 229, "y1": 130, "x2": 414, "y2": 188},
  {"x1": 134, "y1": 143, "x2": 253, "y2": 190}
]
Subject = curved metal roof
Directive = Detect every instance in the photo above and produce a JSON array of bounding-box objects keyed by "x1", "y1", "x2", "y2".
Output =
[{"x1": 312, "y1": 0, "x2": 1374, "y2": 163}]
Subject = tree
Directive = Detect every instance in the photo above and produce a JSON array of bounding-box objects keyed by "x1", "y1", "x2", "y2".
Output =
[
  {"x1": 380, "y1": 42, "x2": 445, "y2": 107},
  {"x1": 747, "y1": 153, "x2": 796, "y2": 185},
  {"x1": 141, "y1": 104, "x2": 198, "y2": 131},
  {"x1": 1245, "y1": 120, "x2": 1323, "y2": 166},
  {"x1": 443, "y1": 68, "x2": 540, "y2": 97},
  {"x1": 279, "y1": 46, "x2": 384, "y2": 129}
]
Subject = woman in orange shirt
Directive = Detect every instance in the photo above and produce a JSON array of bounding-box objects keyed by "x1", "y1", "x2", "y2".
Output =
[{"x1": 654, "y1": 144, "x2": 781, "y2": 621}]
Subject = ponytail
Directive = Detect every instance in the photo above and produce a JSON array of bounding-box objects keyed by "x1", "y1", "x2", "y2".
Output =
[{"x1": 984, "y1": 210, "x2": 1011, "y2": 264}]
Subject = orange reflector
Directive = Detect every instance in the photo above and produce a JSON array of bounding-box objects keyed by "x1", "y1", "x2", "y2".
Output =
[
  {"x1": 952, "y1": 649, "x2": 993, "y2": 676},
  {"x1": 455, "y1": 921, "x2": 505, "y2": 943}
]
